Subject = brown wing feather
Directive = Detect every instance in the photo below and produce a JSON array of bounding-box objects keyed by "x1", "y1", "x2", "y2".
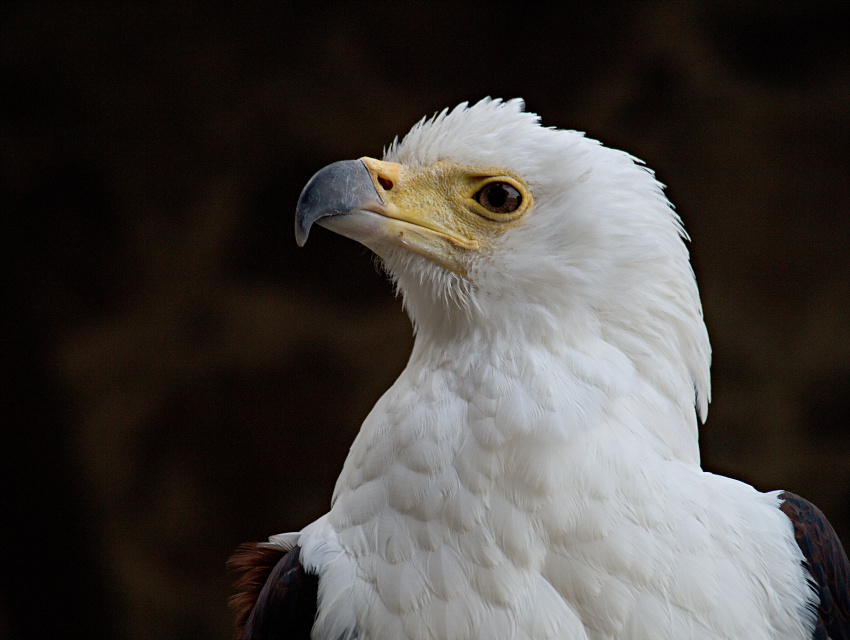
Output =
[
  {"x1": 228, "y1": 542, "x2": 318, "y2": 640},
  {"x1": 229, "y1": 542, "x2": 287, "y2": 636},
  {"x1": 779, "y1": 491, "x2": 850, "y2": 640}
]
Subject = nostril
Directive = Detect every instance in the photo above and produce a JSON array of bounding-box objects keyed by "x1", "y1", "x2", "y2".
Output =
[{"x1": 378, "y1": 177, "x2": 393, "y2": 191}]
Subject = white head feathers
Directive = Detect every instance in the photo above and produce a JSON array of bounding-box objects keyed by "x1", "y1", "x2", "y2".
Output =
[{"x1": 383, "y1": 98, "x2": 710, "y2": 430}]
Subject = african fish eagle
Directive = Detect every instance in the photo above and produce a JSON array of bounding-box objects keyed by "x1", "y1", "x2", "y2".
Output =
[{"x1": 230, "y1": 98, "x2": 850, "y2": 639}]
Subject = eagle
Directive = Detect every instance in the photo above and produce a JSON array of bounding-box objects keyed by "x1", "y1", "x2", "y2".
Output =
[{"x1": 230, "y1": 99, "x2": 849, "y2": 639}]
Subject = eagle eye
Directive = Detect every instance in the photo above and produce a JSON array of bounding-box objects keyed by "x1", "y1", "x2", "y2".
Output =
[{"x1": 474, "y1": 182, "x2": 522, "y2": 215}]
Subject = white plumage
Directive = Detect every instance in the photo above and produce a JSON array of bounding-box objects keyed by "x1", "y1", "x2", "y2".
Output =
[{"x1": 254, "y1": 99, "x2": 827, "y2": 639}]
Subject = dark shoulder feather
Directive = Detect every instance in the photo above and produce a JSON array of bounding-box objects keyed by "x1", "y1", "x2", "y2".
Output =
[
  {"x1": 779, "y1": 491, "x2": 850, "y2": 640},
  {"x1": 228, "y1": 542, "x2": 318, "y2": 640}
]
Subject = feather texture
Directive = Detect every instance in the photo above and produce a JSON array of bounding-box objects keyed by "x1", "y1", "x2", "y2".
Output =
[
  {"x1": 229, "y1": 543, "x2": 318, "y2": 640},
  {"x1": 780, "y1": 492, "x2": 850, "y2": 639}
]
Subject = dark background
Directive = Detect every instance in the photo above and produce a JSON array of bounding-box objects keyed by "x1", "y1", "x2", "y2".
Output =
[{"x1": 2, "y1": 2, "x2": 849, "y2": 638}]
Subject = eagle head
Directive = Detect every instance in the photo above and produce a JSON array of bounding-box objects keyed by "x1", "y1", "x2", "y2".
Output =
[{"x1": 295, "y1": 98, "x2": 711, "y2": 438}]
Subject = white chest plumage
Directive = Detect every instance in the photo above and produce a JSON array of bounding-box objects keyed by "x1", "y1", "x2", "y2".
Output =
[{"x1": 297, "y1": 343, "x2": 813, "y2": 640}]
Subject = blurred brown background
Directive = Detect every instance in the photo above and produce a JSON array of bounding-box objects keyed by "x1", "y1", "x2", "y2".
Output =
[{"x1": 2, "y1": 2, "x2": 849, "y2": 638}]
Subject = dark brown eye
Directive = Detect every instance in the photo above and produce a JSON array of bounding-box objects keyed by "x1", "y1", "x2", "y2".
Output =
[{"x1": 474, "y1": 182, "x2": 522, "y2": 214}]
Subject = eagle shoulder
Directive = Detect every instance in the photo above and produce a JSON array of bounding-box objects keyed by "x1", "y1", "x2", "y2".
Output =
[
  {"x1": 779, "y1": 491, "x2": 850, "y2": 639},
  {"x1": 228, "y1": 542, "x2": 318, "y2": 640}
]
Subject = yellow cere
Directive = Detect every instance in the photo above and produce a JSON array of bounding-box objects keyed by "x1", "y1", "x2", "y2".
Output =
[{"x1": 360, "y1": 157, "x2": 533, "y2": 256}]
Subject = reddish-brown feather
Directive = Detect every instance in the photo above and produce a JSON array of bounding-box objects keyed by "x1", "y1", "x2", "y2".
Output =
[
  {"x1": 779, "y1": 492, "x2": 850, "y2": 640},
  {"x1": 228, "y1": 542, "x2": 288, "y2": 639}
]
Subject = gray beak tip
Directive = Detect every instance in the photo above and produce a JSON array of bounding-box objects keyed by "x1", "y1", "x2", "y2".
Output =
[
  {"x1": 294, "y1": 159, "x2": 380, "y2": 247},
  {"x1": 294, "y1": 219, "x2": 310, "y2": 247}
]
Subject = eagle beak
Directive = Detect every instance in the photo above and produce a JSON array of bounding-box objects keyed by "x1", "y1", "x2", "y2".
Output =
[
  {"x1": 294, "y1": 158, "x2": 479, "y2": 272},
  {"x1": 294, "y1": 159, "x2": 382, "y2": 247}
]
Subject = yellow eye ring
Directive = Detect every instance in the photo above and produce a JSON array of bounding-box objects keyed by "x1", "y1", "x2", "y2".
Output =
[
  {"x1": 475, "y1": 182, "x2": 522, "y2": 214},
  {"x1": 468, "y1": 177, "x2": 530, "y2": 221}
]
